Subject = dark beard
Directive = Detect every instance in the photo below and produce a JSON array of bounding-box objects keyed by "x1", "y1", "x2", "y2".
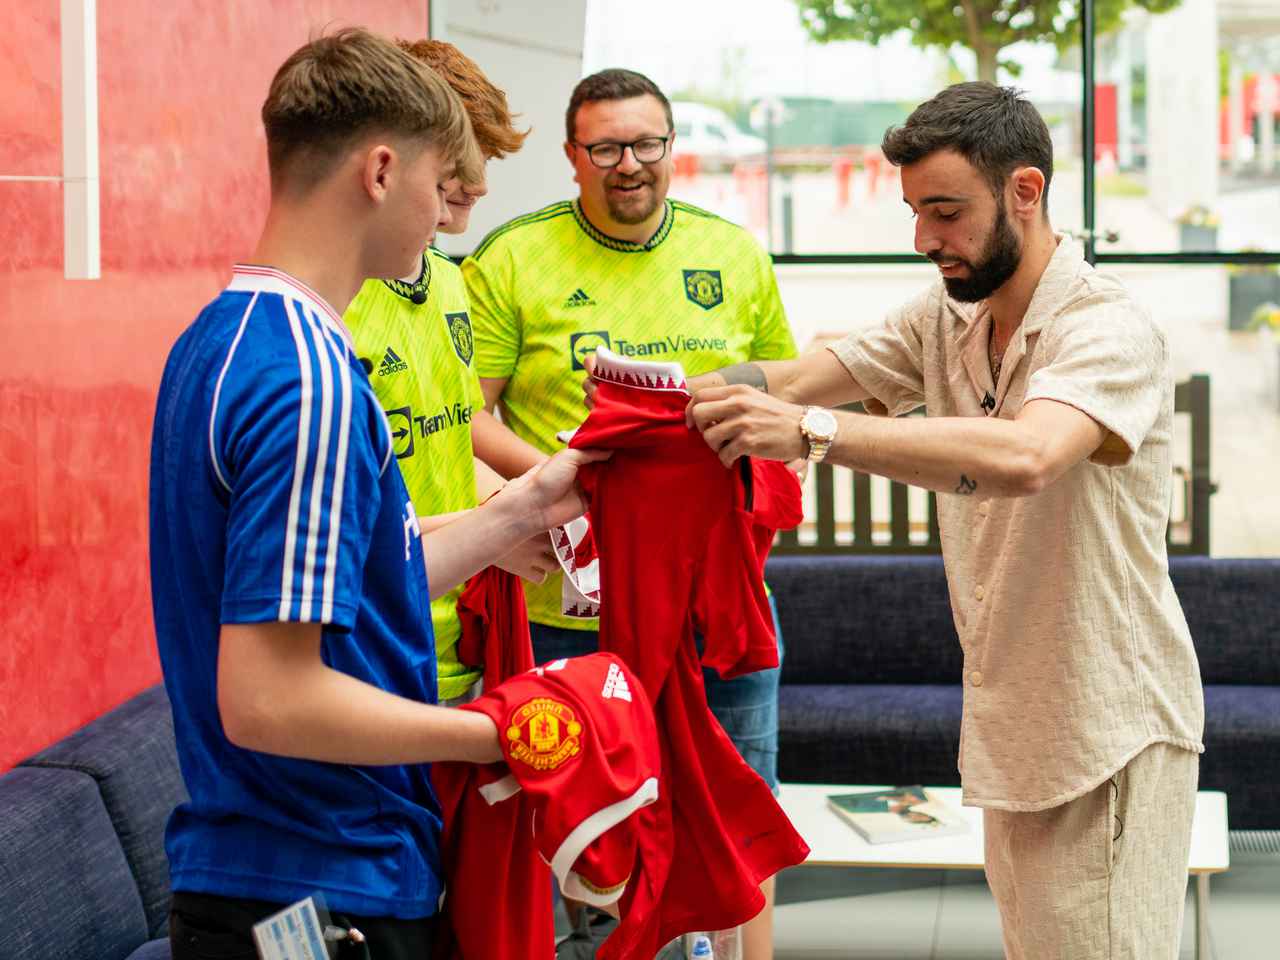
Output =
[
  {"x1": 605, "y1": 178, "x2": 660, "y2": 225},
  {"x1": 937, "y1": 200, "x2": 1021, "y2": 303}
]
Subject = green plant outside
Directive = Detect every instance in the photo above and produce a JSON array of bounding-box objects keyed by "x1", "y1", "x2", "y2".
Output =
[{"x1": 1249, "y1": 303, "x2": 1280, "y2": 332}]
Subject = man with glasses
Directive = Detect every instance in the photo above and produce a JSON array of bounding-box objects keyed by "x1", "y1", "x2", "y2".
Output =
[{"x1": 463, "y1": 68, "x2": 796, "y2": 959}]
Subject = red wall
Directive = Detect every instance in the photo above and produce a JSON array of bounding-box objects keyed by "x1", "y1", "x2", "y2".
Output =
[{"x1": 0, "y1": 3, "x2": 429, "y2": 771}]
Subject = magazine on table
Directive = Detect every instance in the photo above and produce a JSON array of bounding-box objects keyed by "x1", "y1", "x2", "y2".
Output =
[{"x1": 826, "y1": 786, "x2": 968, "y2": 845}]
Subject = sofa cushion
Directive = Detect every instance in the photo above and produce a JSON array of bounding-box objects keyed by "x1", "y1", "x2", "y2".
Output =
[
  {"x1": 778, "y1": 682, "x2": 1280, "y2": 828},
  {"x1": 1200, "y1": 685, "x2": 1280, "y2": 830},
  {"x1": 125, "y1": 939, "x2": 172, "y2": 960},
  {"x1": 23, "y1": 684, "x2": 186, "y2": 938},
  {"x1": 767, "y1": 556, "x2": 961, "y2": 685},
  {"x1": 769, "y1": 556, "x2": 1280, "y2": 686},
  {"x1": 777, "y1": 684, "x2": 963, "y2": 787},
  {"x1": 1169, "y1": 558, "x2": 1280, "y2": 685},
  {"x1": 0, "y1": 766, "x2": 149, "y2": 960}
]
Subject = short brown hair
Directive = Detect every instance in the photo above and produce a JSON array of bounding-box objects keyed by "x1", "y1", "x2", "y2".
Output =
[
  {"x1": 565, "y1": 68, "x2": 672, "y2": 143},
  {"x1": 262, "y1": 28, "x2": 482, "y2": 193},
  {"x1": 398, "y1": 39, "x2": 528, "y2": 164},
  {"x1": 882, "y1": 82, "x2": 1054, "y2": 213}
]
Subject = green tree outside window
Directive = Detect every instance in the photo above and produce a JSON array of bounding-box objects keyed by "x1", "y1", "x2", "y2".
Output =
[{"x1": 793, "y1": 0, "x2": 1182, "y2": 84}]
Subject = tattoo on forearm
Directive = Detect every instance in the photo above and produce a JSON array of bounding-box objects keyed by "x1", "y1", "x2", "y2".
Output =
[
  {"x1": 955, "y1": 474, "x2": 977, "y2": 495},
  {"x1": 720, "y1": 362, "x2": 768, "y2": 393}
]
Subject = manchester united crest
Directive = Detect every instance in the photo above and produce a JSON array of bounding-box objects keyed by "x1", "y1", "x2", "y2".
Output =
[
  {"x1": 506, "y1": 697, "x2": 584, "y2": 771},
  {"x1": 446, "y1": 311, "x2": 474, "y2": 365},
  {"x1": 682, "y1": 269, "x2": 723, "y2": 310}
]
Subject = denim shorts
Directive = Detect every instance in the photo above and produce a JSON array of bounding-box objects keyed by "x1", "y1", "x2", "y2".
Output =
[{"x1": 528, "y1": 597, "x2": 783, "y2": 791}]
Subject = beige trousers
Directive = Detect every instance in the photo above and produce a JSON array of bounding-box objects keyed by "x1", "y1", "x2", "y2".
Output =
[{"x1": 983, "y1": 742, "x2": 1200, "y2": 960}]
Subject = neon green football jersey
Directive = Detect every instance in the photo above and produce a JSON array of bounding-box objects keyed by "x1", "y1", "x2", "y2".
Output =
[
  {"x1": 345, "y1": 248, "x2": 484, "y2": 700},
  {"x1": 463, "y1": 198, "x2": 797, "y2": 630}
]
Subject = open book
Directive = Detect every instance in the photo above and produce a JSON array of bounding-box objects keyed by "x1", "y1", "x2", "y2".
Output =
[{"x1": 826, "y1": 786, "x2": 969, "y2": 845}]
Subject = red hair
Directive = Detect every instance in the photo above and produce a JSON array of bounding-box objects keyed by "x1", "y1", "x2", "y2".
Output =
[{"x1": 398, "y1": 39, "x2": 529, "y2": 162}]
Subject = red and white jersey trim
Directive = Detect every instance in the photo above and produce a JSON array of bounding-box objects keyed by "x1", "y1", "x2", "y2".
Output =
[
  {"x1": 551, "y1": 516, "x2": 601, "y2": 618},
  {"x1": 478, "y1": 774, "x2": 521, "y2": 805},
  {"x1": 590, "y1": 345, "x2": 689, "y2": 394},
  {"x1": 552, "y1": 348, "x2": 694, "y2": 618},
  {"x1": 227, "y1": 264, "x2": 355, "y2": 351},
  {"x1": 550, "y1": 775, "x2": 659, "y2": 907}
]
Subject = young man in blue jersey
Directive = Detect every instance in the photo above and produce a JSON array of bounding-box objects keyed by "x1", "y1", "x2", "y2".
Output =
[{"x1": 149, "y1": 29, "x2": 601, "y2": 959}]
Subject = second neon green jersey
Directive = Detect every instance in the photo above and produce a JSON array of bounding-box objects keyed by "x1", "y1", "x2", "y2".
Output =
[
  {"x1": 463, "y1": 198, "x2": 797, "y2": 630},
  {"x1": 345, "y1": 248, "x2": 484, "y2": 700}
]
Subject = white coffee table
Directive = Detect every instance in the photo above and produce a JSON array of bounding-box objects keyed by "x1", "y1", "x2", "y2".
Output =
[{"x1": 778, "y1": 784, "x2": 1230, "y2": 959}]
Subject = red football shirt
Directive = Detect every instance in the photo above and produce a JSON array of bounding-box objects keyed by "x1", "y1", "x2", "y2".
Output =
[
  {"x1": 568, "y1": 347, "x2": 809, "y2": 959},
  {"x1": 455, "y1": 564, "x2": 533, "y2": 689},
  {"x1": 432, "y1": 653, "x2": 661, "y2": 960}
]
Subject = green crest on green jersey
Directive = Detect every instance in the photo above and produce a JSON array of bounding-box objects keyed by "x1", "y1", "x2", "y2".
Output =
[
  {"x1": 682, "y1": 269, "x2": 723, "y2": 310},
  {"x1": 446, "y1": 312, "x2": 474, "y2": 365}
]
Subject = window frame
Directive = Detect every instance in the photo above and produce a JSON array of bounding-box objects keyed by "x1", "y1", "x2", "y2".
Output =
[{"x1": 770, "y1": 0, "x2": 1280, "y2": 272}]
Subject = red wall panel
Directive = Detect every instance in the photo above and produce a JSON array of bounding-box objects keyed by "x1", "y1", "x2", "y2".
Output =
[{"x1": 0, "y1": 2, "x2": 429, "y2": 771}]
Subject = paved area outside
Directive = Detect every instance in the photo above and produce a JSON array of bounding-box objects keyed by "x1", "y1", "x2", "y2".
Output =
[{"x1": 772, "y1": 850, "x2": 1280, "y2": 959}]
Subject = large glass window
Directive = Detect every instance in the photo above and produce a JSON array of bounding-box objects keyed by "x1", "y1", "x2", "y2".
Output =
[
  {"x1": 584, "y1": 0, "x2": 1084, "y2": 254},
  {"x1": 1095, "y1": 7, "x2": 1280, "y2": 254},
  {"x1": 582, "y1": 0, "x2": 1280, "y2": 556}
]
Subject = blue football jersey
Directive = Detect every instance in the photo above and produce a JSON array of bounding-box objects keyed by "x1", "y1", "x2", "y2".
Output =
[{"x1": 149, "y1": 265, "x2": 442, "y2": 918}]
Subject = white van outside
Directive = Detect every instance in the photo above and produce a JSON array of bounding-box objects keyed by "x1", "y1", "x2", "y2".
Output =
[{"x1": 670, "y1": 101, "x2": 766, "y2": 170}]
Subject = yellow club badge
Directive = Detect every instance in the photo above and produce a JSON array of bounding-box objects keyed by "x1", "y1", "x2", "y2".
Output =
[{"x1": 505, "y1": 697, "x2": 584, "y2": 771}]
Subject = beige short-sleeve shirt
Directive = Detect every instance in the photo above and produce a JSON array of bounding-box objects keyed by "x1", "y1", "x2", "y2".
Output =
[{"x1": 830, "y1": 237, "x2": 1205, "y2": 812}]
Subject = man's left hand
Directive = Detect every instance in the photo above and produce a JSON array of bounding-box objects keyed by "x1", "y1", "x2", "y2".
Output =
[
  {"x1": 502, "y1": 448, "x2": 610, "y2": 533},
  {"x1": 687, "y1": 385, "x2": 809, "y2": 467}
]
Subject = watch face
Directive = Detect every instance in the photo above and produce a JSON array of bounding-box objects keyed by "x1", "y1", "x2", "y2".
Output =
[{"x1": 806, "y1": 408, "x2": 837, "y2": 439}]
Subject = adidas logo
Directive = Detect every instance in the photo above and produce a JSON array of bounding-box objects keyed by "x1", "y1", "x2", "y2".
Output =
[
  {"x1": 601, "y1": 662, "x2": 632, "y2": 702},
  {"x1": 533, "y1": 658, "x2": 569, "y2": 677},
  {"x1": 378, "y1": 346, "x2": 408, "y2": 376},
  {"x1": 563, "y1": 288, "x2": 596, "y2": 308}
]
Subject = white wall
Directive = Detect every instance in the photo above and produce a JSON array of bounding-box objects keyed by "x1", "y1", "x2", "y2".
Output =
[{"x1": 432, "y1": 0, "x2": 587, "y2": 256}]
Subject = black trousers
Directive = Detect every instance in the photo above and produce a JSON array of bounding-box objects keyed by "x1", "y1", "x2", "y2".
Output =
[{"x1": 169, "y1": 891, "x2": 436, "y2": 960}]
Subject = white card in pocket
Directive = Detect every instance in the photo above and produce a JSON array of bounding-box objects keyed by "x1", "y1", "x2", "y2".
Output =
[{"x1": 252, "y1": 896, "x2": 333, "y2": 960}]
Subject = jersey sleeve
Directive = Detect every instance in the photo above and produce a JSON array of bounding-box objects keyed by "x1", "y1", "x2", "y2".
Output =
[
  {"x1": 559, "y1": 823, "x2": 640, "y2": 908},
  {"x1": 1023, "y1": 297, "x2": 1167, "y2": 465},
  {"x1": 463, "y1": 248, "x2": 522, "y2": 380},
  {"x1": 747, "y1": 243, "x2": 798, "y2": 362},
  {"x1": 213, "y1": 318, "x2": 383, "y2": 630},
  {"x1": 827, "y1": 284, "x2": 933, "y2": 417}
]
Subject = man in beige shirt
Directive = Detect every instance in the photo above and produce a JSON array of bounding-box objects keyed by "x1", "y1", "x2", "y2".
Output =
[{"x1": 680, "y1": 83, "x2": 1205, "y2": 959}]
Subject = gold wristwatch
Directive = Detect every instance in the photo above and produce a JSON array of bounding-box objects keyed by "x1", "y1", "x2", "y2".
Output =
[{"x1": 799, "y1": 406, "x2": 837, "y2": 463}]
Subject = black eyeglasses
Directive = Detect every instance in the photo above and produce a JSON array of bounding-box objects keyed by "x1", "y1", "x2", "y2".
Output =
[{"x1": 573, "y1": 135, "x2": 672, "y2": 169}]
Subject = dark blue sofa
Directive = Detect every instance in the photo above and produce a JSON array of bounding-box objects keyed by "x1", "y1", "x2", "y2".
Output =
[
  {"x1": 767, "y1": 555, "x2": 1280, "y2": 830},
  {"x1": 2, "y1": 557, "x2": 1274, "y2": 959},
  {"x1": 0, "y1": 685, "x2": 183, "y2": 960}
]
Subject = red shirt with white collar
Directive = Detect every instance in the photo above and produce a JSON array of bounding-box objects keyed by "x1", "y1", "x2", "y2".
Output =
[
  {"x1": 568, "y1": 347, "x2": 809, "y2": 959},
  {"x1": 433, "y1": 653, "x2": 661, "y2": 960}
]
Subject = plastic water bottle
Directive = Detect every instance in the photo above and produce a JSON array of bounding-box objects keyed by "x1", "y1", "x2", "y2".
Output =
[
  {"x1": 687, "y1": 934, "x2": 713, "y2": 959},
  {"x1": 684, "y1": 928, "x2": 742, "y2": 959}
]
